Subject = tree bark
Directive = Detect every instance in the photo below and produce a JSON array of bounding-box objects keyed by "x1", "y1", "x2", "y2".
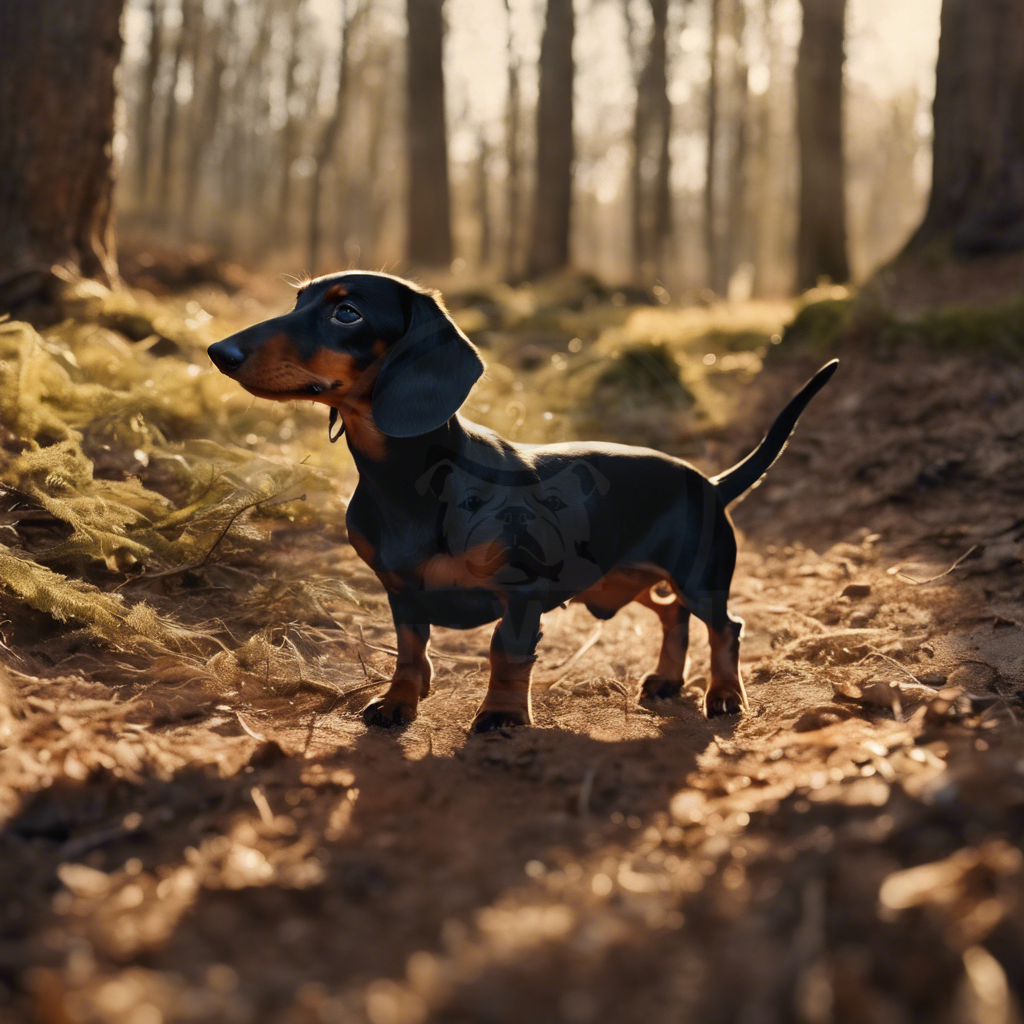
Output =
[
  {"x1": 527, "y1": 0, "x2": 575, "y2": 279},
  {"x1": 503, "y1": 0, "x2": 522, "y2": 280},
  {"x1": 406, "y1": 0, "x2": 453, "y2": 268},
  {"x1": 906, "y1": 0, "x2": 1024, "y2": 255},
  {"x1": 134, "y1": 0, "x2": 165, "y2": 204},
  {"x1": 795, "y1": 0, "x2": 849, "y2": 290},
  {"x1": 0, "y1": 0, "x2": 125, "y2": 291},
  {"x1": 704, "y1": 0, "x2": 722, "y2": 293}
]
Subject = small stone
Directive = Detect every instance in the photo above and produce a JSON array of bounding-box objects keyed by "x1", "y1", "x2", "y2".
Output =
[
  {"x1": 849, "y1": 612, "x2": 871, "y2": 628},
  {"x1": 915, "y1": 671, "x2": 947, "y2": 688},
  {"x1": 842, "y1": 583, "x2": 872, "y2": 600}
]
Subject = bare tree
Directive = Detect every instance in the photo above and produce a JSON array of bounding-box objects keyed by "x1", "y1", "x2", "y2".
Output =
[
  {"x1": 527, "y1": 0, "x2": 575, "y2": 278},
  {"x1": 795, "y1": 0, "x2": 849, "y2": 290},
  {"x1": 503, "y1": 0, "x2": 522, "y2": 280},
  {"x1": 134, "y1": 0, "x2": 165, "y2": 204},
  {"x1": 157, "y1": 0, "x2": 198, "y2": 227},
  {"x1": 275, "y1": 0, "x2": 306, "y2": 246},
  {"x1": 704, "y1": 0, "x2": 722, "y2": 293},
  {"x1": 626, "y1": 0, "x2": 674, "y2": 283},
  {"x1": 905, "y1": 0, "x2": 1024, "y2": 255},
  {"x1": 0, "y1": 0, "x2": 125, "y2": 294},
  {"x1": 406, "y1": 0, "x2": 453, "y2": 268}
]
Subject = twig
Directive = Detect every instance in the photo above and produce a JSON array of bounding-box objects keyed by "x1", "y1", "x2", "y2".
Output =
[
  {"x1": 859, "y1": 648, "x2": 923, "y2": 685},
  {"x1": 235, "y1": 711, "x2": 267, "y2": 742},
  {"x1": 536, "y1": 625, "x2": 603, "y2": 689},
  {"x1": 896, "y1": 545, "x2": 978, "y2": 585},
  {"x1": 114, "y1": 488, "x2": 307, "y2": 590}
]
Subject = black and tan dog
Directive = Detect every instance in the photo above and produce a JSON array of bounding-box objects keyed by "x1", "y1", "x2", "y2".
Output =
[{"x1": 209, "y1": 272, "x2": 837, "y2": 732}]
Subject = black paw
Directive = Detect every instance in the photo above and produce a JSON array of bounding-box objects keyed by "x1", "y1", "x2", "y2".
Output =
[
  {"x1": 639, "y1": 673, "x2": 683, "y2": 700},
  {"x1": 704, "y1": 689, "x2": 745, "y2": 717},
  {"x1": 471, "y1": 708, "x2": 531, "y2": 733},
  {"x1": 361, "y1": 696, "x2": 417, "y2": 728}
]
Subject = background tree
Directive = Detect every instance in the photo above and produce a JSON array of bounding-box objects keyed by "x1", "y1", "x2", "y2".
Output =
[
  {"x1": 904, "y1": 0, "x2": 1024, "y2": 255},
  {"x1": 0, "y1": 0, "x2": 125, "y2": 296},
  {"x1": 794, "y1": 0, "x2": 849, "y2": 291},
  {"x1": 406, "y1": 0, "x2": 453, "y2": 268},
  {"x1": 527, "y1": 0, "x2": 575, "y2": 278}
]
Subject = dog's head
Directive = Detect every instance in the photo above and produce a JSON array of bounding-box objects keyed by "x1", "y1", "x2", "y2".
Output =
[
  {"x1": 207, "y1": 272, "x2": 483, "y2": 438},
  {"x1": 419, "y1": 453, "x2": 608, "y2": 588}
]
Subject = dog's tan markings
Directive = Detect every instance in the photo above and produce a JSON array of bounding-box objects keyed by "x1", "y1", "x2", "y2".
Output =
[
  {"x1": 324, "y1": 284, "x2": 349, "y2": 302},
  {"x1": 472, "y1": 634, "x2": 535, "y2": 728},
  {"x1": 572, "y1": 567, "x2": 664, "y2": 616},
  {"x1": 704, "y1": 623, "x2": 747, "y2": 716},
  {"x1": 635, "y1": 585, "x2": 690, "y2": 699},
  {"x1": 361, "y1": 623, "x2": 432, "y2": 726},
  {"x1": 417, "y1": 542, "x2": 507, "y2": 589},
  {"x1": 372, "y1": 339, "x2": 387, "y2": 357}
]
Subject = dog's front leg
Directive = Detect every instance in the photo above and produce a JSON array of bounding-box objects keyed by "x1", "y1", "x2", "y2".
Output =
[
  {"x1": 362, "y1": 618, "x2": 432, "y2": 728},
  {"x1": 471, "y1": 601, "x2": 542, "y2": 733}
]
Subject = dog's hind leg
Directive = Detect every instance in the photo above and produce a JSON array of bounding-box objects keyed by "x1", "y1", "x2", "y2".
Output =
[
  {"x1": 705, "y1": 608, "x2": 746, "y2": 716},
  {"x1": 472, "y1": 601, "x2": 542, "y2": 733},
  {"x1": 636, "y1": 586, "x2": 691, "y2": 700},
  {"x1": 362, "y1": 620, "x2": 432, "y2": 728}
]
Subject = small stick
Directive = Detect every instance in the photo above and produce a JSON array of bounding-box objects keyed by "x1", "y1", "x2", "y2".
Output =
[{"x1": 896, "y1": 545, "x2": 978, "y2": 585}]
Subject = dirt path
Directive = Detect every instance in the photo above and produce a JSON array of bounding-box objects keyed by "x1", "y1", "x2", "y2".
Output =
[{"x1": 2, "y1": 347, "x2": 1024, "y2": 1024}]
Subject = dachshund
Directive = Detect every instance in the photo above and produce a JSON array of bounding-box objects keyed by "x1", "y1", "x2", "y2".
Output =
[{"x1": 208, "y1": 271, "x2": 838, "y2": 732}]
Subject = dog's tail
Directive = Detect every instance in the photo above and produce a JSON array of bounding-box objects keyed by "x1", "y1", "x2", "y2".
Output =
[{"x1": 712, "y1": 359, "x2": 839, "y2": 507}]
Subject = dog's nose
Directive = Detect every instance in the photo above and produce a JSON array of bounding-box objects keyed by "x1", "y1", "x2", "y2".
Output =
[
  {"x1": 208, "y1": 339, "x2": 246, "y2": 373},
  {"x1": 500, "y1": 505, "x2": 535, "y2": 526}
]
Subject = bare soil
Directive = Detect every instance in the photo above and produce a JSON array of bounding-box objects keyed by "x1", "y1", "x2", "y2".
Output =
[{"x1": 2, "y1": 341, "x2": 1024, "y2": 1024}]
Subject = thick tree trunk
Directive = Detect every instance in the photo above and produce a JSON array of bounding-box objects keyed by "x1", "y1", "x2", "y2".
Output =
[
  {"x1": 906, "y1": 0, "x2": 1024, "y2": 254},
  {"x1": 527, "y1": 0, "x2": 575, "y2": 279},
  {"x1": 0, "y1": 0, "x2": 125, "y2": 291},
  {"x1": 406, "y1": 0, "x2": 453, "y2": 268},
  {"x1": 795, "y1": 0, "x2": 849, "y2": 290}
]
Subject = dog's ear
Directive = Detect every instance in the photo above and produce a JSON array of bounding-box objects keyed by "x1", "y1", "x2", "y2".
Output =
[{"x1": 372, "y1": 289, "x2": 484, "y2": 437}]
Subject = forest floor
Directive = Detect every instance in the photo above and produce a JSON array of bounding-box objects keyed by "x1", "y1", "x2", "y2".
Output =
[{"x1": 1, "y1": 268, "x2": 1023, "y2": 1024}]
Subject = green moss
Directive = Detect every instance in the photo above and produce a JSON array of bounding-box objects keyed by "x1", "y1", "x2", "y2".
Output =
[
  {"x1": 592, "y1": 342, "x2": 694, "y2": 407},
  {"x1": 780, "y1": 297, "x2": 856, "y2": 353}
]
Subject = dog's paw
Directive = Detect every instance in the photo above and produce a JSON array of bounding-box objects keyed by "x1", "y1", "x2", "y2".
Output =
[
  {"x1": 638, "y1": 673, "x2": 683, "y2": 700},
  {"x1": 703, "y1": 688, "x2": 746, "y2": 717},
  {"x1": 362, "y1": 695, "x2": 418, "y2": 728},
  {"x1": 471, "y1": 708, "x2": 532, "y2": 733}
]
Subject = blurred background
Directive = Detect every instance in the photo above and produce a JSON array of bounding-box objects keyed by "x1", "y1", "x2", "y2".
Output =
[{"x1": 110, "y1": 0, "x2": 939, "y2": 293}]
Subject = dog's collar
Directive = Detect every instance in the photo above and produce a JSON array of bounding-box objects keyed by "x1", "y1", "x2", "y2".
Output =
[{"x1": 328, "y1": 407, "x2": 346, "y2": 443}]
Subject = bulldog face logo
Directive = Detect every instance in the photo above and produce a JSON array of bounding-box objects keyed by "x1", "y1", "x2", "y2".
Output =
[{"x1": 418, "y1": 453, "x2": 608, "y2": 591}]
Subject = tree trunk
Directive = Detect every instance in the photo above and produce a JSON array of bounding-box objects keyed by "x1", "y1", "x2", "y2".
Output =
[
  {"x1": 309, "y1": 1, "x2": 363, "y2": 273},
  {"x1": 503, "y1": 0, "x2": 522, "y2": 281},
  {"x1": 275, "y1": 0, "x2": 305, "y2": 246},
  {"x1": 0, "y1": 0, "x2": 124, "y2": 293},
  {"x1": 906, "y1": 0, "x2": 1024, "y2": 254},
  {"x1": 795, "y1": 0, "x2": 849, "y2": 290},
  {"x1": 704, "y1": 0, "x2": 721, "y2": 293},
  {"x1": 649, "y1": 0, "x2": 673, "y2": 282},
  {"x1": 405, "y1": 0, "x2": 453, "y2": 268},
  {"x1": 134, "y1": 0, "x2": 164, "y2": 204},
  {"x1": 157, "y1": 0, "x2": 197, "y2": 228},
  {"x1": 477, "y1": 134, "x2": 492, "y2": 267},
  {"x1": 527, "y1": 0, "x2": 575, "y2": 279}
]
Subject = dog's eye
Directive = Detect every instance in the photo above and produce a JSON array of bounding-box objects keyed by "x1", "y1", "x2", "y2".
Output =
[
  {"x1": 458, "y1": 496, "x2": 484, "y2": 512},
  {"x1": 331, "y1": 304, "x2": 362, "y2": 325},
  {"x1": 540, "y1": 496, "x2": 567, "y2": 512}
]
